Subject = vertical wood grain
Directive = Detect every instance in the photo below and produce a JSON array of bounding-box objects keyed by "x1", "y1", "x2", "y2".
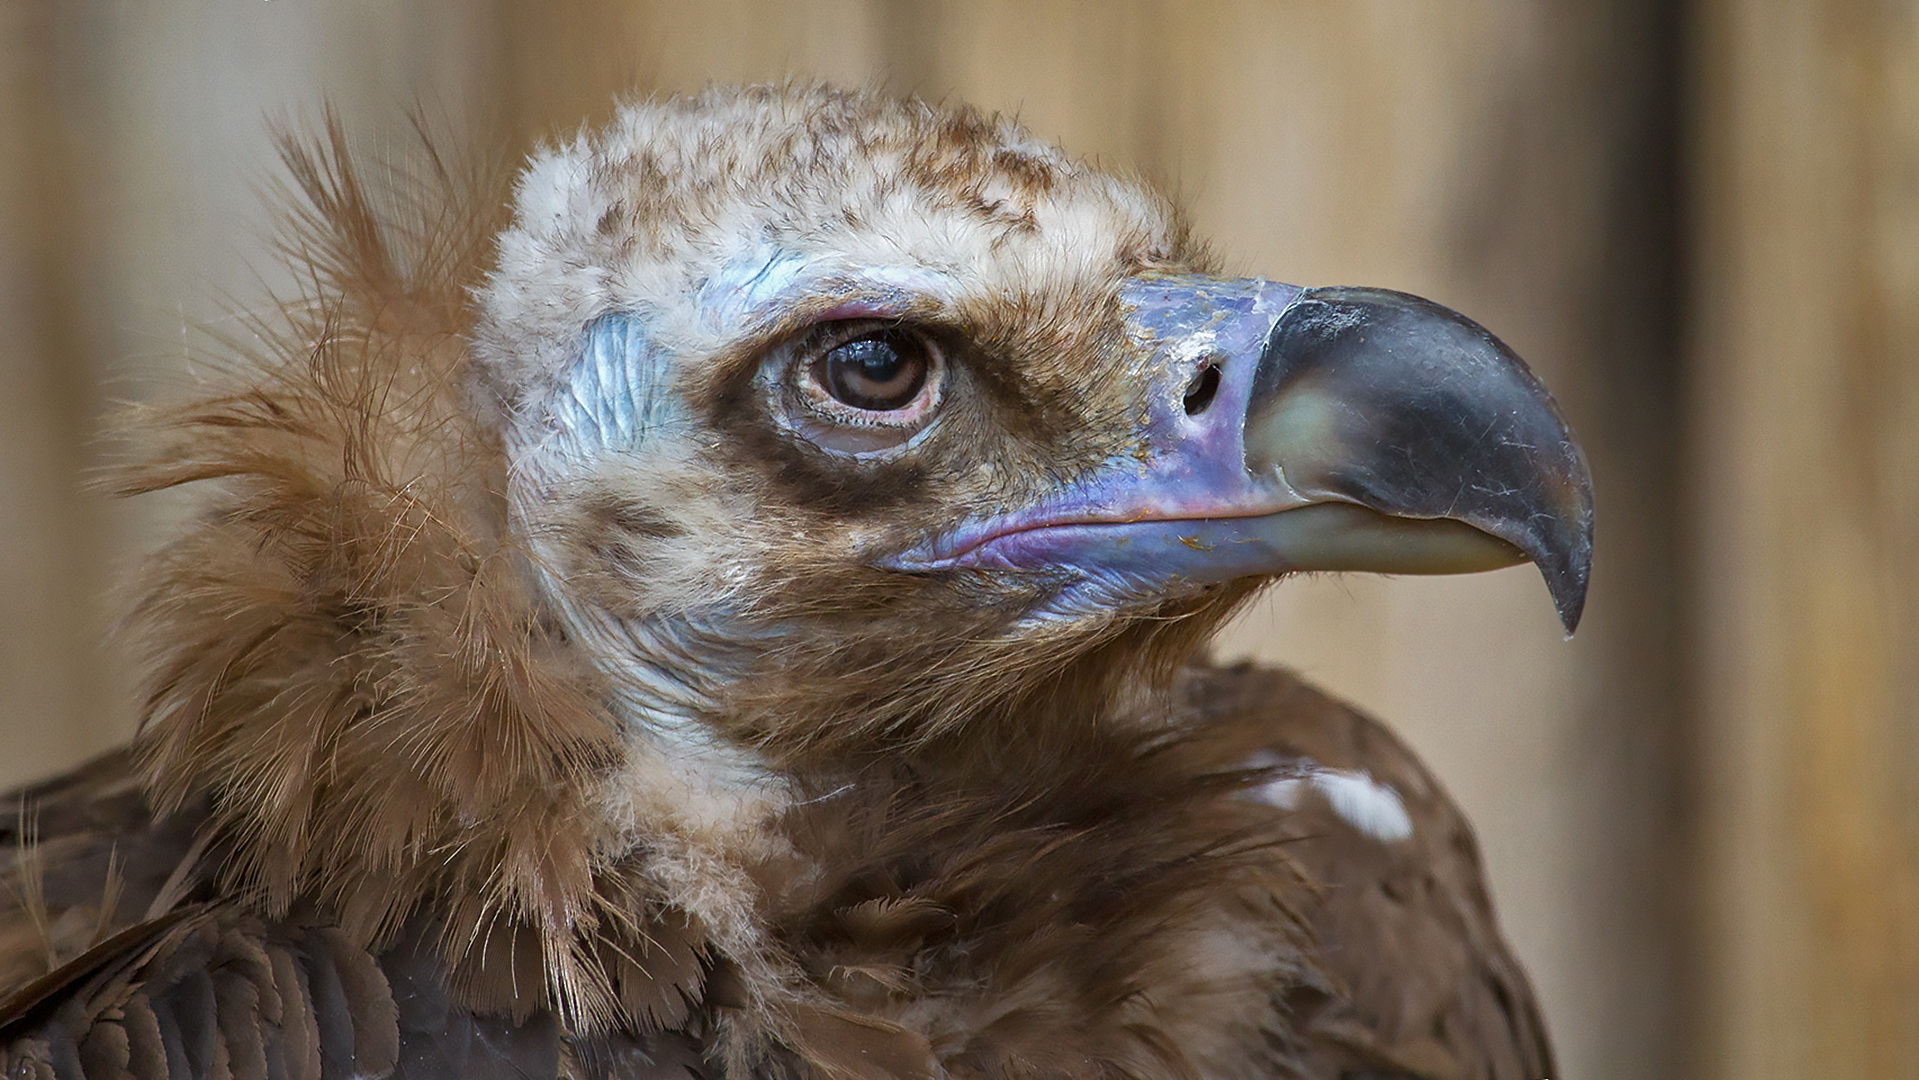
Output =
[
  {"x1": 1695, "y1": 2, "x2": 1919, "y2": 1075},
  {"x1": 0, "y1": 0, "x2": 117, "y2": 787}
]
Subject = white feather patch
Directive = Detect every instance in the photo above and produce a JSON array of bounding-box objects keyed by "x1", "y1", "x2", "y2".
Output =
[
  {"x1": 1246, "y1": 757, "x2": 1414, "y2": 844},
  {"x1": 1307, "y1": 769, "x2": 1414, "y2": 843}
]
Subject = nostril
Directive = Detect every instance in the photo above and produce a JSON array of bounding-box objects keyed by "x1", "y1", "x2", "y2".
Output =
[{"x1": 1183, "y1": 362, "x2": 1221, "y2": 416}]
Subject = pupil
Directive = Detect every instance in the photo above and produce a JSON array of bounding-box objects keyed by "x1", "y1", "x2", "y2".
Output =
[
  {"x1": 822, "y1": 332, "x2": 927, "y2": 411},
  {"x1": 848, "y1": 340, "x2": 902, "y2": 382}
]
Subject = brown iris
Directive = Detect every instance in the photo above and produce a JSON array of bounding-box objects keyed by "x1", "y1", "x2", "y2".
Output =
[{"x1": 814, "y1": 330, "x2": 930, "y2": 412}]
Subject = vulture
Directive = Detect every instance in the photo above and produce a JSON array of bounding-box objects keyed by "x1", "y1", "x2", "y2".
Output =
[{"x1": 0, "y1": 85, "x2": 1592, "y2": 1080}]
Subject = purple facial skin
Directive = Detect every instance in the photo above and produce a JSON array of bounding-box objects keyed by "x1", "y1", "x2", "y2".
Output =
[{"x1": 887, "y1": 274, "x2": 1594, "y2": 633}]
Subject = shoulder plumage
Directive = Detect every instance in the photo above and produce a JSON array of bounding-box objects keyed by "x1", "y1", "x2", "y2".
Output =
[{"x1": 1183, "y1": 662, "x2": 1556, "y2": 1079}]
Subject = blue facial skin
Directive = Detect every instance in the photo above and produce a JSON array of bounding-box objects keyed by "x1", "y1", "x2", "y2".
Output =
[
  {"x1": 547, "y1": 314, "x2": 690, "y2": 461},
  {"x1": 544, "y1": 247, "x2": 951, "y2": 463}
]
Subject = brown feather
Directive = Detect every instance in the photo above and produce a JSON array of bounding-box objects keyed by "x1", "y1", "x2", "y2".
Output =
[{"x1": 103, "y1": 117, "x2": 658, "y2": 1031}]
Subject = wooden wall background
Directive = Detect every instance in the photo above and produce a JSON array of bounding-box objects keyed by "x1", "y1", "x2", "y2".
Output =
[{"x1": 0, "y1": 1, "x2": 1911, "y2": 1076}]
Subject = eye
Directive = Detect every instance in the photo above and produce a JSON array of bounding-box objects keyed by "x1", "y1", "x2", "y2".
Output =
[
  {"x1": 813, "y1": 330, "x2": 932, "y2": 412},
  {"x1": 778, "y1": 320, "x2": 946, "y2": 455}
]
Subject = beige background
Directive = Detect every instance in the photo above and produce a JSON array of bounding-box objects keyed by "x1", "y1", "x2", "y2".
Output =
[{"x1": 3, "y1": 2, "x2": 1914, "y2": 1077}]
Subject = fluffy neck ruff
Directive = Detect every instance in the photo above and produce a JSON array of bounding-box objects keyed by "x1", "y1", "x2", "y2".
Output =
[{"x1": 115, "y1": 126, "x2": 658, "y2": 1024}]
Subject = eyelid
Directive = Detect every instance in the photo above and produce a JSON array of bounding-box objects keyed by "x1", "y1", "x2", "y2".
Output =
[
  {"x1": 797, "y1": 317, "x2": 903, "y2": 354},
  {"x1": 811, "y1": 298, "x2": 914, "y2": 322}
]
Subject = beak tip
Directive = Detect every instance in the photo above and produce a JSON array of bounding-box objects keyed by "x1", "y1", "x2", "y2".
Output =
[
  {"x1": 1552, "y1": 573, "x2": 1589, "y2": 636},
  {"x1": 1542, "y1": 527, "x2": 1593, "y2": 636}
]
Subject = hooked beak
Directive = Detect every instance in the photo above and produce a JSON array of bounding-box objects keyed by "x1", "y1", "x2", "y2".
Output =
[{"x1": 891, "y1": 275, "x2": 1594, "y2": 633}]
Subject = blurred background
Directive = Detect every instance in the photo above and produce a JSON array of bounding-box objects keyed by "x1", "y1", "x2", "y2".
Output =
[{"x1": 1, "y1": 1, "x2": 1914, "y2": 1076}]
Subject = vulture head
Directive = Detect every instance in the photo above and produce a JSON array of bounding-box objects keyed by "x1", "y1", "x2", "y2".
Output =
[{"x1": 478, "y1": 87, "x2": 1591, "y2": 779}]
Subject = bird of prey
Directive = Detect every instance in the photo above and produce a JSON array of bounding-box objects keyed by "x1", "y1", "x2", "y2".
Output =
[{"x1": 0, "y1": 85, "x2": 1591, "y2": 1080}]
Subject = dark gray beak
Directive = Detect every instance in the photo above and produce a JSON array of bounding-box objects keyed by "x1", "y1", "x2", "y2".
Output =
[{"x1": 1247, "y1": 287, "x2": 1594, "y2": 631}]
